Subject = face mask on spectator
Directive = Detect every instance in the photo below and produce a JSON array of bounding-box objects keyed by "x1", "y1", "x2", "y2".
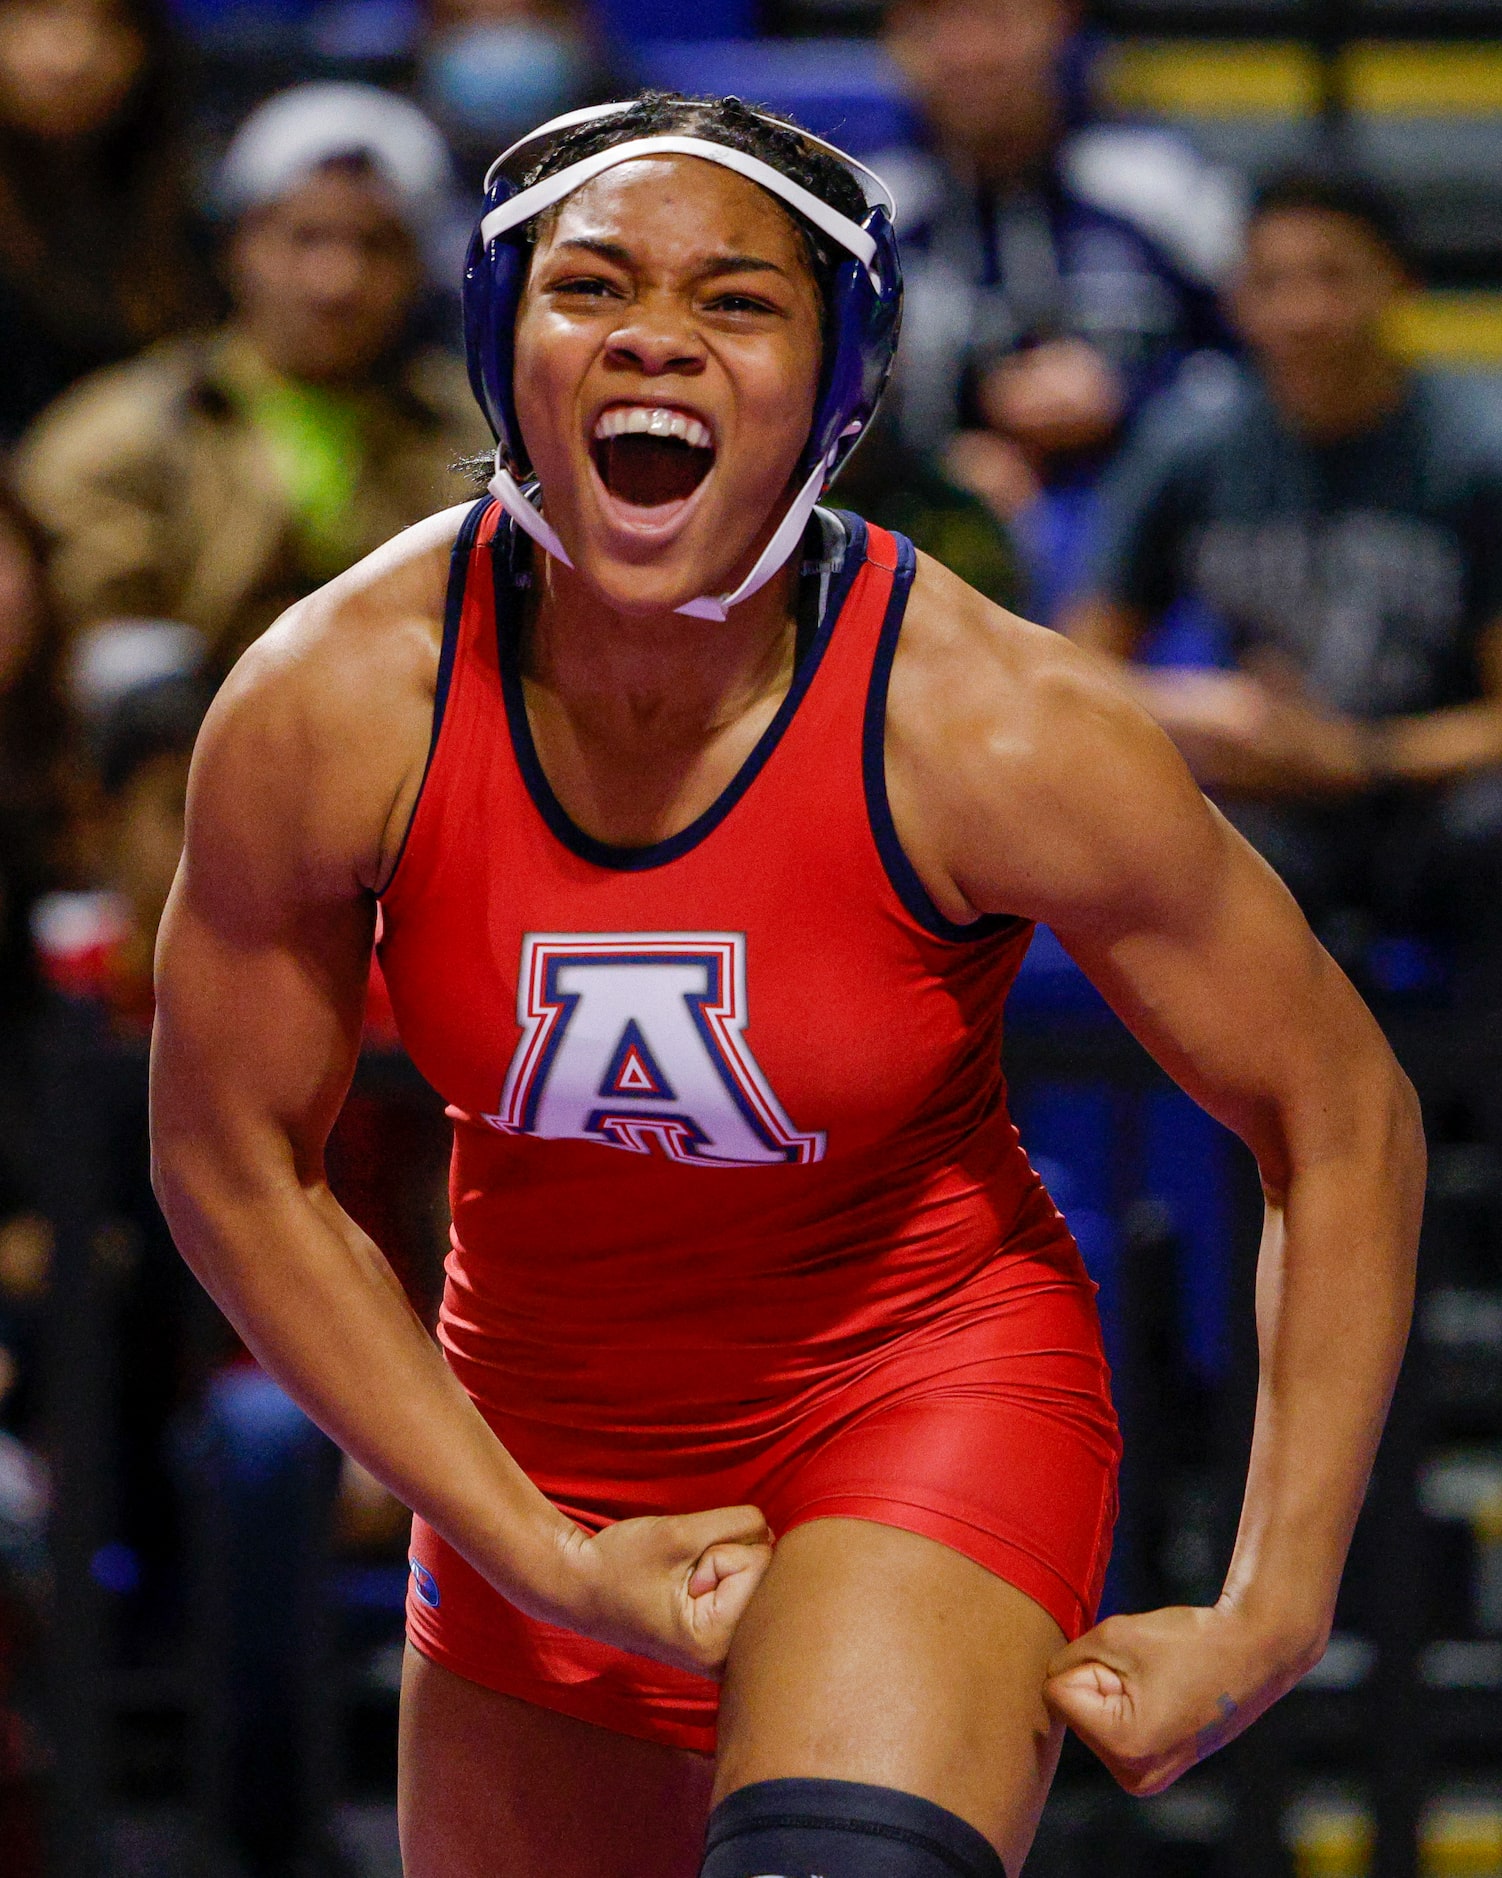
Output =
[{"x1": 422, "y1": 22, "x2": 585, "y2": 146}]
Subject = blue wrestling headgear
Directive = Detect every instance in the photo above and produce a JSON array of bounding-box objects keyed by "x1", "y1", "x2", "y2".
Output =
[{"x1": 462, "y1": 96, "x2": 902, "y2": 621}]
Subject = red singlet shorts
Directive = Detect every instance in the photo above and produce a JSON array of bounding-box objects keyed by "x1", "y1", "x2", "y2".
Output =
[{"x1": 405, "y1": 1188, "x2": 1120, "y2": 1754}]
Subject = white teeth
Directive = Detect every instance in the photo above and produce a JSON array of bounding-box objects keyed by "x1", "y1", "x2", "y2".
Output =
[{"x1": 593, "y1": 406, "x2": 713, "y2": 450}]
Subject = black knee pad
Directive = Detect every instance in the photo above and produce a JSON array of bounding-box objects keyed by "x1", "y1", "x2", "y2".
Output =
[{"x1": 701, "y1": 1778, "x2": 1008, "y2": 1878}]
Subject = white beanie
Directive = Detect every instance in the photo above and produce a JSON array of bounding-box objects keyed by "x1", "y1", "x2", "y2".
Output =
[{"x1": 215, "y1": 82, "x2": 454, "y2": 234}]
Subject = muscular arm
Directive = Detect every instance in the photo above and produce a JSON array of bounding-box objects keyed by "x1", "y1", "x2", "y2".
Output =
[
  {"x1": 151, "y1": 516, "x2": 770, "y2": 1675},
  {"x1": 1035, "y1": 749, "x2": 1417, "y2": 1655},
  {"x1": 894, "y1": 558, "x2": 1424, "y2": 1789},
  {"x1": 150, "y1": 520, "x2": 580, "y2": 1608}
]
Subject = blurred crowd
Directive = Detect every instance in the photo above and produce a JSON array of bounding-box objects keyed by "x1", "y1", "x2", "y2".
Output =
[{"x1": 0, "y1": 0, "x2": 1498, "y2": 1871}]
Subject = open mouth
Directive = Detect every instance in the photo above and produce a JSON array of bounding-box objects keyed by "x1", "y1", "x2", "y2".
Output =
[{"x1": 590, "y1": 405, "x2": 715, "y2": 509}]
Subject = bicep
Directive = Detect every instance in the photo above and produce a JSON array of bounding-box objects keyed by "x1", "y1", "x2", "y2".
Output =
[
  {"x1": 1051, "y1": 799, "x2": 1390, "y2": 1191},
  {"x1": 152, "y1": 877, "x2": 372, "y2": 1188},
  {"x1": 980, "y1": 676, "x2": 1394, "y2": 1187},
  {"x1": 150, "y1": 661, "x2": 381, "y2": 1195}
]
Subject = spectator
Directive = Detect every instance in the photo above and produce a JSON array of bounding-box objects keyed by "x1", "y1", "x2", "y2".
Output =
[
  {"x1": 0, "y1": 476, "x2": 65, "y2": 1486},
  {"x1": 16, "y1": 83, "x2": 487, "y2": 671},
  {"x1": 35, "y1": 663, "x2": 439, "y2": 1875},
  {"x1": 876, "y1": 0, "x2": 1240, "y2": 617},
  {"x1": 419, "y1": 0, "x2": 601, "y2": 194},
  {"x1": 0, "y1": 481, "x2": 69, "y2": 889},
  {"x1": 834, "y1": 410, "x2": 1023, "y2": 611},
  {"x1": 30, "y1": 671, "x2": 338, "y2": 1875},
  {"x1": 39, "y1": 668, "x2": 205, "y2": 1030},
  {"x1": 0, "y1": 817, "x2": 47, "y2": 1878},
  {"x1": 0, "y1": 0, "x2": 209, "y2": 443},
  {"x1": 33, "y1": 670, "x2": 211, "y2": 1638},
  {"x1": 1066, "y1": 169, "x2": 1502, "y2": 986},
  {"x1": 0, "y1": 811, "x2": 49, "y2": 1425},
  {"x1": 0, "y1": 1402, "x2": 44, "y2": 1878},
  {"x1": 0, "y1": 502, "x2": 67, "y2": 1854}
]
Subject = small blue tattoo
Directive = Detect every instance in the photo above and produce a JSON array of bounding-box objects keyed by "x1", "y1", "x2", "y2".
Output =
[{"x1": 1193, "y1": 1694, "x2": 1239, "y2": 1761}]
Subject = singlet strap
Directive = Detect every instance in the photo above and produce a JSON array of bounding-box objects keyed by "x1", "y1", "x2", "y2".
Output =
[
  {"x1": 378, "y1": 496, "x2": 494, "y2": 898},
  {"x1": 435, "y1": 496, "x2": 496, "y2": 721},
  {"x1": 860, "y1": 530, "x2": 1021, "y2": 945}
]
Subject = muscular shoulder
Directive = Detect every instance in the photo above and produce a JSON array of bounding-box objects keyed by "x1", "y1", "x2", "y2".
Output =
[
  {"x1": 889, "y1": 552, "x2": 1220, "y2": 930},
  {"x1": 188, "y1": 504, "x2": 471, "y2": 910}
]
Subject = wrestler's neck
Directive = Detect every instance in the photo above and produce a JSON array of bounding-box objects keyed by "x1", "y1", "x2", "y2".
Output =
[{"x1": 520, "y1": 544, "x2": 802, "y2": 753}]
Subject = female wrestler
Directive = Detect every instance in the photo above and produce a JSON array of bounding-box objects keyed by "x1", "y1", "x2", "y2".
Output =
[{"x1": 150, "y1": 95, "x2": 1423, "y2": 1878}]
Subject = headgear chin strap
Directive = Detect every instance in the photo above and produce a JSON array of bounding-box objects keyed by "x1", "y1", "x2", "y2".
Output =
[
  {"x1": 486, "y1": 430, "x2": 852, "y2": 623},
  {"x1": 466, "y1": 98, "x2": 902, "y2": 622}
]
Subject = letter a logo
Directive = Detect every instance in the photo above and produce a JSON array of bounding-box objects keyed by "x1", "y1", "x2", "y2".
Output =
[{"x1": 486, "y1": 933, "x2": 825, "y2": 1167}]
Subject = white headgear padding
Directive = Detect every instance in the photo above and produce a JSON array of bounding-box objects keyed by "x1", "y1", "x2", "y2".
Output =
[{"x1": 479, "y1": 131, "x2": 886, "y2": 284}]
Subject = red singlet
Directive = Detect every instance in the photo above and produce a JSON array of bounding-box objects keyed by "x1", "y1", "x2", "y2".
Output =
[{"x1": 379, "y1": 500, "x2": 1120, "y2": 1752}]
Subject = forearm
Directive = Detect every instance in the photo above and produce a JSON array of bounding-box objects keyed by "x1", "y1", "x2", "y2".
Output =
[
  {"x1": 155, "y1": 1145, "x2": 583, "y2": 1622},
  {"x1": 1368, "y1": 701, "x2": 1502, "y2": 787},
  {"x1": 1221, "y1": 1068, "x2": 1424, "y2": 1657}
]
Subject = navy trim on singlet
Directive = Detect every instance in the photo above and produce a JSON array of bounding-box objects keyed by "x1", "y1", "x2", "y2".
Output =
[
  {"x1": 493, "y1": 511, "x2": 868, "y2": 873},
  {"x1": 378, "y1": 496, "x2": 491, "y2": 895},
  {"x1": 861, "y1": 531, "x2": 1020, "y2": 945}
]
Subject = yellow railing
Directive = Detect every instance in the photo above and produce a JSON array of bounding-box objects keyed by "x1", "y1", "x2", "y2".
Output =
[
  {"x1": 1390, "y1": 294, "x2": 1502, "y2": 369},
  {"x1": 1099, "y1": 39, "x2": 1502, "y2": 117}
]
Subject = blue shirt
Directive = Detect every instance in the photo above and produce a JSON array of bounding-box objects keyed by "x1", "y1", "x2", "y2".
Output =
[{"x1": 1092, "y1": 368, "x2": 1502, "y2": 719}]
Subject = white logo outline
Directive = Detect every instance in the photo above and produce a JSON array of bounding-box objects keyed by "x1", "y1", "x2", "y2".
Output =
[{"x1": 486, "y1": 932, "x2": 825, "y2": 1168}]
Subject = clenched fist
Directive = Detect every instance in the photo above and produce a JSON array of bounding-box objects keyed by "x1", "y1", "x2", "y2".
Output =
[
  {"x1": 561, "y1": 1505, "x2": 775, "y2": 1680},
  {"x1": 1045, "y1": 1600, "x2": 1323, "y2": 1796}
]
